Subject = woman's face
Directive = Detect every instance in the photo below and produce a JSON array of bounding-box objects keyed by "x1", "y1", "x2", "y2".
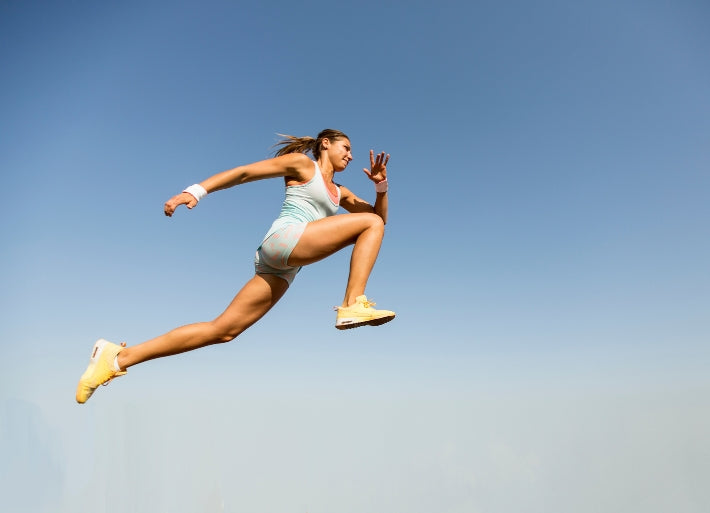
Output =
[{"x1": 324, "y1": 137, "x2": 353, "y2": 171}]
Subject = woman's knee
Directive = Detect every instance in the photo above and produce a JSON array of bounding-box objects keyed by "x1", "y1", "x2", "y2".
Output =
[
  {"x1": 360, "y1": 212, "x2": 384, "y2": 231},
  {"x1": 363, "y1": 213, "x2": 385, "y2": 236},
  {"x1": 208, "y1": 321, "x2": 245, "y2": 344}
]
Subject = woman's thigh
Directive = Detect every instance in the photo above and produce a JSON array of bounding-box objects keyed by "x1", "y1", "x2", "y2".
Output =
[
  {"x1": 211, "y1": 274, "x2": 290, "y2": 338},
  {"x1": 287, "y1": 213, "x2": 383, "y2": 267}
]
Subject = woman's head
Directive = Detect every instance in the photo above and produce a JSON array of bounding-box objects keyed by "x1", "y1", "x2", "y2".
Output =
[{"x1": 273, "y1": 129, "x2": 350, "y2": 159}]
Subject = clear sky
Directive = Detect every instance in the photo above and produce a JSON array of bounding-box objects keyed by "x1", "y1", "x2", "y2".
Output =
[{"x1": 1, "y1": 0, "x2": 709, "y2": 512}]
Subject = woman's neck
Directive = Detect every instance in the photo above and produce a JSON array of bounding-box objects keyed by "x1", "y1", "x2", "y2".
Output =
[{"x1": 317, "y1": 157, "x2": 334, "y2": 181}]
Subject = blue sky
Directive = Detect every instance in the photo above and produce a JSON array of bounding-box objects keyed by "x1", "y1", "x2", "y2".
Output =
[{"x1": 1, "y1": 0, "x2": 709, "y2": 512}]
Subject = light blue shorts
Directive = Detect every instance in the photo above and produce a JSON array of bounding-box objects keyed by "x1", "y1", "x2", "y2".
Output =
[{"x1": 254, "y1": 223, "x2": 307, "y2": 285}]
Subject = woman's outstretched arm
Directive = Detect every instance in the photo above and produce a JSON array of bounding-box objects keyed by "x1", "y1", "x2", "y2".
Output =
[{"x1": 164, "y1": 152, "x2": 314, "y2": 216}]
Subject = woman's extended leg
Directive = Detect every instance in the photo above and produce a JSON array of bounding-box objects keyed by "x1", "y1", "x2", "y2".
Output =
[
  {"x1": 117, "y1": 273, "x2": 290, "y2": 369},
  {"x1": 287, "y1": 212, "x2": 385, "y2": 307},
  {"x1": 76, "y1": 274, "x2": 289, "y2": 403}
]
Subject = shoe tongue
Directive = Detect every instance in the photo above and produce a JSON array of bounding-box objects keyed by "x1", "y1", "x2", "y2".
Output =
[{"x1": 355, "y1": 295, "x2": 368, "y2": 302}]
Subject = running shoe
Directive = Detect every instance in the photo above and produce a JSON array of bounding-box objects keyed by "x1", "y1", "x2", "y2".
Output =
[
  {"x1": 335, "y1": 295, "x2": 395, "y2": 330},
  {"x1": 76, "y1": 338, "x2": 127, "y2": 404}
]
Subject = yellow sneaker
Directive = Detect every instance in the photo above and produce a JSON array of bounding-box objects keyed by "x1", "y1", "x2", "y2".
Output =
[
  {"x1": 75, "y1": 339, "x2": 127, "y2": 404},
  {"x1": 335, "y1": 295, "x2": 395, "y2": 330}
]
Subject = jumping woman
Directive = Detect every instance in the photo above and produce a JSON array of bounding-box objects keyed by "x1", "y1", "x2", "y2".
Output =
[{"x1": 76, "y1": 129, "x2": 395, "y2": 403}]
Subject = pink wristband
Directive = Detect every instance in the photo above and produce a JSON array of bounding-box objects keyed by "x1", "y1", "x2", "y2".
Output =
[{"x1": 375, "y1": 179, "x2": 388, "y2": 193}]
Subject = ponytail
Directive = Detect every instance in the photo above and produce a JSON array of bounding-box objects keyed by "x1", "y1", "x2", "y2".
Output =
[
  {"x1": 273, "y1": 134, "x2": 318, "y2": 157},
  {"x1": 272, "y1": 129, "x2": 350, "y2": 158}
]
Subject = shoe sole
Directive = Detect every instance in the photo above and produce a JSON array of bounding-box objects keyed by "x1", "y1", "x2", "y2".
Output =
[{"x1": 335, "y1": 314, "x2": 395, "y2": 330}]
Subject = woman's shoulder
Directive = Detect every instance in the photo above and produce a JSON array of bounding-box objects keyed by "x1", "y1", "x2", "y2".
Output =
[
  {"x1": 280, "y1": 152, "x2": 313, "y2": 167},
  {"x1": 281, "y1": 153, "x2": 316, "y2": 185},
  {"x1": 278, "y1": 152, "x2": 315, "y2": 181}
]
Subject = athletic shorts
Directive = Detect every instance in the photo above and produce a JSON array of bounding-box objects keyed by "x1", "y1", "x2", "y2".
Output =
[{"x1": 254, "y1": 222, "x2": 307, "y2": 285}]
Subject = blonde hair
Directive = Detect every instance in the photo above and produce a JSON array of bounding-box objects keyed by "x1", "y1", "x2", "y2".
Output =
[{"x1": 273, "y1": 129, "x2": 349, "y2": 158}]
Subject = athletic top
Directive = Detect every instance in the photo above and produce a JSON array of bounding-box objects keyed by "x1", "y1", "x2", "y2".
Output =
[{"x1": 262, "y1": 161, "x2": 341, "y2": 241}]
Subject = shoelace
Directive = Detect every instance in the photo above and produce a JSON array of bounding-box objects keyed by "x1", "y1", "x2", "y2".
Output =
[
  {"x1": 333, "y1": 298, "x2": 376, "y2": 311},
  {"x1": 101, "y1": 343, "x2": 128, "y2": 386}
]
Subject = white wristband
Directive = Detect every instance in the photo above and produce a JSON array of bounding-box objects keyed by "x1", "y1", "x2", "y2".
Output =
[
  {"x1": 375, "y1": 179, "x2": 388, "y2": 193},
  {"x1": 183, "y1": 184, "x2": 207, "y2": 202}
]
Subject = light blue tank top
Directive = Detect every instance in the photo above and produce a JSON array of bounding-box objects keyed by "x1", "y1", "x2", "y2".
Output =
[{"x1": 263, "y1": 161, "x2": 341, "y2": 240}]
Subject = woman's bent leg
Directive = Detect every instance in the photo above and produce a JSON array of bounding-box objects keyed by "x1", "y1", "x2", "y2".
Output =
[
  {"x1": 287, "y1": 213, "x2": 385, "y2": 306},
  {"x1": 286, "y1": 212, "x2": 394, "y2": 329},
  {"x1": 117, "y1": 273, "x2": 289, "y2": 369}
]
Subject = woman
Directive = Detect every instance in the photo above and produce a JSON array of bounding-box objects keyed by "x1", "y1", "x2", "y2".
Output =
[{"x1": 76, "y1": 129, "x2": 395, "y2": 403}]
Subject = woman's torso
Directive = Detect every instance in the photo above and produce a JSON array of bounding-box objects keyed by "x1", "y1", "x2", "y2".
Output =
[{"x1": 263, "y1": 161, "x2": 340, "y2": 240}]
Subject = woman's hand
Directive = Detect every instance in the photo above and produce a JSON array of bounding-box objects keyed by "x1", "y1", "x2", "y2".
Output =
[
  {"x1": 164, "y1": 192, "x2": 198, "y2": 217},
  {"x1": 363, "y1": 149, "x2": 390, "y2": 184}
]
